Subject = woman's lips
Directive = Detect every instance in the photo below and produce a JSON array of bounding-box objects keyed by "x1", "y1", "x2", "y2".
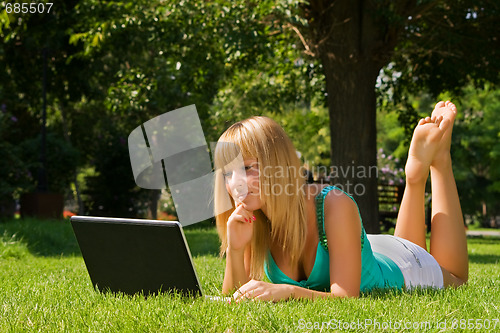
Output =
[{"x1": 234, "y1": 191, "x2": 250, "y2": 201}]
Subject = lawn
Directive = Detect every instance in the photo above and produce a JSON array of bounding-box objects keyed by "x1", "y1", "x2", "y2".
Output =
[{"x1": 0, "y1": 218, "x2": 499, "y2": 332}]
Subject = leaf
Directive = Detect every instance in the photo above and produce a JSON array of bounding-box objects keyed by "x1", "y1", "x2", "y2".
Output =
[
  {"x1": 318, "y1": 127, "x2": 328, "y2": 137},
  {"x1": 0, "y1": 10, "x2": 10, "y2": 33},
  {"x1": 91, "y1": 32, "x2": 103, "y2": 47},
  {"x1": 69, "y1": 33, "x2": 87, "y2": 45}
]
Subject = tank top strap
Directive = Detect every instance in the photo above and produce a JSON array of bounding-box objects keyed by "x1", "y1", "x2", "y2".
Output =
[{"x1": 315, "y1": 185, "x2": 366, "y2": 252}]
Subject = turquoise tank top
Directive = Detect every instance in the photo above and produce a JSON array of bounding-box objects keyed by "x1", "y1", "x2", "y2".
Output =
[{"x1": 264, "y1": 186, "x2": 404, "y2": 292}]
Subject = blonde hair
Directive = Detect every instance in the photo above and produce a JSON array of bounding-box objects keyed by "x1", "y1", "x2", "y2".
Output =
[{"x1": 213, "y1": 116, "x2": 307, "y2": 279}]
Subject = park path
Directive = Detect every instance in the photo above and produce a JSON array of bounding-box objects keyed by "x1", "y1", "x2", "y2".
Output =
[{"x1": 466, "y1": 230, "x2": 500, "y2": 238}]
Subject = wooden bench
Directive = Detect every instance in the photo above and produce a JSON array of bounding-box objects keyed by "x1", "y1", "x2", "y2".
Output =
[{"x1": 378, "y1": 183, "x2": 405, "y2": 231}]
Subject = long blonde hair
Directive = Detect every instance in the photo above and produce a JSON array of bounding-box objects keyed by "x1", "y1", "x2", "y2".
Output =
[{"x1": 213, "y1": 116, "x2": 307, "y2": 279}]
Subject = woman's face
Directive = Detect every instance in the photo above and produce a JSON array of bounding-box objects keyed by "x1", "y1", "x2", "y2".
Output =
[{"x1": 223, "y1": 158, "x2": 262, "y2": 211}]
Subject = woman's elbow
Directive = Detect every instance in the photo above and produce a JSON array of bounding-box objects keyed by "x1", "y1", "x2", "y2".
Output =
[{"x1": 331, "y1": 284, "x2": 360, "y2": 298}]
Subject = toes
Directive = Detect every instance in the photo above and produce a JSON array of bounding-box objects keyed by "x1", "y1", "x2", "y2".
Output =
[
  {"x1": 448, "y1": 102, "x2": 457, "y2": 113},
  {"x1": 439, "y1": 117, "x2": 451, "y2": 132},
  {"x1": 431, "y1": 115, "x2": 443, "y2": 123},
  {"x1": 435, "y1": 101, "x2": 446, "y2": 109},
  {"x1": 419, "y1": 117, "x2": 431, "y2": 125},
  {"x1": 434, "y1": 115, "x2": 443, "y2": 125},
  {"x1": 445, "y1": 100, "x2": 457, "y2": 112}
]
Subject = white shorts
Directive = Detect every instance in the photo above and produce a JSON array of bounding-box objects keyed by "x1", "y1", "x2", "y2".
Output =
[{"x1": 367, "y1": 234, "x2": 444, "y2": 290}]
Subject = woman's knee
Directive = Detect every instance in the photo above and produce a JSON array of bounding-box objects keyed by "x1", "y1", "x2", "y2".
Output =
[{"x1": 441, "y1": 266, "x2": 468, "y2": 287}]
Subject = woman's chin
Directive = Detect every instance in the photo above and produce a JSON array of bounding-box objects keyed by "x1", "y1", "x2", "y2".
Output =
[{"x1": 241, "y1": 198, "x2": 261, "y2": 211}]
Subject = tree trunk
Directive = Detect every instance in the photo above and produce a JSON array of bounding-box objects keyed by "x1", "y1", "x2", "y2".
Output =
[
  {"x1": 322, "y1": 59, "x2": 381, "y2": 233},
  {"x1": 148, "y1": 189, "x2": 161, "y2": 220},
  {"x1": 60, "y1": 104, "x2": 85, "y2": 215},
  {"x1": 304, "y1": 0, "x2": 407, "y2": 233}
]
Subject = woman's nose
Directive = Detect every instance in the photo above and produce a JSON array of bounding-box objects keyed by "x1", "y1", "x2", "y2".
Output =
[{"x1": 230, "y1": 171, "x2": 247, "y2": 190}]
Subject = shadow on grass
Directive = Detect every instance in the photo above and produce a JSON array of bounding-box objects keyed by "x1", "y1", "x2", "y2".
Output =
[
  {"x1": 184, "y1": 228, "x2": 220, "y2": 257},
  {"x1": 0, "y1": 217, "x2": 221, "y2": 258},
  {"x1": 0, "y1": 218, "x2": 81, "y2": 257},
  {"x1": 467, "y1": 238, "x2": 500, "y2": 244},
  {"x1": 467, "y1": 238, "x2": 500, "y2": 264},
  {"x1": 468, "y1": 253, "x2": 500, "y2": 264}
]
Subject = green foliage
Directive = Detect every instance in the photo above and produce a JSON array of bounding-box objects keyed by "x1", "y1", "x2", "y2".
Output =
[
  {"x1": 384, "y1": 1, "x2": 500, "y2": 108},
  {"x1": 19, "y1": 133, "x2": 80, "y2": 194},
  {"x1": 2, "y1": 0, "x2": 252, "y2": 215},
  {"x1": 272, "y1": 106, "x2": 330, "y2": 169},
  {"x1": 0, "y1": 0, "x2": 89, "y2": 208},
  {"x1": 81, "y1": 125, "x2": 150, "y2": 218},
  {"x1": 377, "y1": 148, "x2": 405, "y2": 186},
  {"x1": 451, "y1": 84, "x2": 500, "y2": 221},
  {"x1": 66, "y1": 0, "x2": 283, "y2": 126},
  {"x1": 376, "y1": 2, "x2": 500, "y2": 223},
  {"x1": 64, "y1": 0, "x2": 242, "y2": 216},
  {"x1": 158, "y1": 189, "x2": 178, "y2": 219},
  {"x1": 0, "y1": 106, "x2": 36, "y2": 200},
  {"x1": 61, "y1": 0, "x2": 326, "y2": 216},
  {"x1": 0, "y1": 140, "x2": 33, "y2": 199},
  {"x1": 0, "y1": 102, "x2": 78, "y2": 199},
  {"x1": 1, "y1": 0, "x2": 499, "y2": 222},
  {"x1": 207, "y1": 0, "x2": 325, "y2": 142},
  {"x1": 377, "y1": 83, "x2": 500, "y2": 223},
  {"x1": 1, "y1": 0, "x2": 89, "y2": 111},
  {"x1": 376, "y1": 106, "x2": 407, "y2": 159}
]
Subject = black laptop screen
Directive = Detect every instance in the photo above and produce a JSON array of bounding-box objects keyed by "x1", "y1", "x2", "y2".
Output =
[{"x1": 71, "y1": 217, "x2": 202, "y2": 297}]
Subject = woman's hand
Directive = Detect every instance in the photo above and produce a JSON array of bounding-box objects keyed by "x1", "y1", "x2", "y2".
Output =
[
  {"x1": 226, "y1": 203, "x2": 255, "y2": 252},
  {"x1": 233, "y1": 280, "x2": 294, "y2": 302}
]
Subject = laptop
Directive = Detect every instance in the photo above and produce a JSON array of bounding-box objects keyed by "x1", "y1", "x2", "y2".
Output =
[{"x1": 70, "y1": 216, "x2": 228, "y2": 300}]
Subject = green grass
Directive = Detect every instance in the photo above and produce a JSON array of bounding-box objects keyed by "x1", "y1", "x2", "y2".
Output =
[{"x1": 0, "y1": 219, "x2": 499, "y2": 332}]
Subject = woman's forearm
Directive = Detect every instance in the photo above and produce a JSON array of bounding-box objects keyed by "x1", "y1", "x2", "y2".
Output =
[
  {"x1": 222, "y1": 247, "x2": 250, "y2": 294},
  {"x1": 290, "y1": 284, "x2": 359, "y2": 299},
  {"x1": 232, "y1": 281, "x2": 359, "y2": 302}
]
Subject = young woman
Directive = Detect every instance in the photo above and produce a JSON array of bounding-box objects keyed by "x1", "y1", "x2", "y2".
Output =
[{"x1": 213, "y1": 101, "x2": 468, "y2": 301}]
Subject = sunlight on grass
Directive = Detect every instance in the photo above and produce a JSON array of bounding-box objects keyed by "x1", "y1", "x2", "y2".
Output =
[
  {"x1": 0, "y1": 231, "x2": 30, "y2": 259},
  {"x1": 0, "y1": 218, "x2": 498, "y2": 332}
]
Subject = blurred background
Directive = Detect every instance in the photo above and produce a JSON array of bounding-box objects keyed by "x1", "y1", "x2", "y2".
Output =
[{"x1": 0, "y1": 0, "x2": 498, "y2": 233}]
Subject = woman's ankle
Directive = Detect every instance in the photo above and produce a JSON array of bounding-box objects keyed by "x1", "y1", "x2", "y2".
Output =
[
  {"x1": 405, "y1": 158, "x2": 430, "y2": 185},
  {"x1": 405, "y1": 176, "x2": 428, "y2": 188},
  {"x1": 431, "y1": 152, "x2": 452, "y2": 172}
]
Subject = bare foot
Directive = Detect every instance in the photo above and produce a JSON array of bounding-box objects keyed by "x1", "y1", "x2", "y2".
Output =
[
  {"x1": 430, "y1": 101, "x2": 457, "y2": 168},
  {"x1": 405, "y1": 116, "x2": 451, "y2": 184}
]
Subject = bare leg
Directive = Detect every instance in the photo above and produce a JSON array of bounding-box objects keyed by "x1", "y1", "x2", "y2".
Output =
[
  {"x1": 428, "y1": 101, "x2": 468, "y2": 285},
  {"x1": 395, "y1": 101, "x2": 468, "y2": 287},
  {"x1": 394, "y1": 112, "x2": 450, "y2": 250}
]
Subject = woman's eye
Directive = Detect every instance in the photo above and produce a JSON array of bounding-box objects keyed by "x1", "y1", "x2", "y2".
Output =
[
  {"x1": 245, "y1": 163, "x2": 258, "y2": 172},
  {"x1": 223, "y1": 163, "x2": 257, "y2": 180}
]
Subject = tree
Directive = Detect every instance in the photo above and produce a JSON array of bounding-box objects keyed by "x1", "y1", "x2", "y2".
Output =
[
  {"x1": 65, "y1": 0, "x2": 280, "y2": 217},
  {"x1": 2, "y1": 0, "x2": 498, "y2": 224},
  {"x1": 295, "y1": 0, "x2": 500, "y2": 232},
  {"x1": 451, "y1": 84, "x2": 500, "y2": 226},
  {"x1": 1, "y1": 0, "x2": 284, "y2": 218},
  {"x1": 0, "y1": 0, "x2": 84, "y2": 208}
]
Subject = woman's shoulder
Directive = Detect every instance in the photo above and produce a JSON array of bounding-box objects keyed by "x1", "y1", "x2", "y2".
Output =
[
  {"x1": 305, "y1": 184, "x2": 355, "y2": 207},
  {"x1": 305, "y1": 184, "x2": 360, "y2": 229},
  {"x1": 305, "y1": 184, "x2": 359, "y2": 223},
  {"x1": 303, "y1": 184, "x2": 361, "y2": 243}
]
